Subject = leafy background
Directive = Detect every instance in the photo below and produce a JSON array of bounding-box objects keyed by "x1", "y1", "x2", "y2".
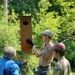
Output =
[{"x1": 0, "y1": 0, "x2": 75, "y2": 75}]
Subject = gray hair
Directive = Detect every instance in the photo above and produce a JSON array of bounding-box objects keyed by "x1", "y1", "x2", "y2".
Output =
[{"x1": 4, "y1": 46, "x2": 16, "y2": 59}]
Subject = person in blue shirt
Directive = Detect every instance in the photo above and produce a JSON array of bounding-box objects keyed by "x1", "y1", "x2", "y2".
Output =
[{"x1": 0, "y1": 46, "x2": 27, "y2": 75}]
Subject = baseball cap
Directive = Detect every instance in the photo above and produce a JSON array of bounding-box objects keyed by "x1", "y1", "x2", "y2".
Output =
[
  {"x1": 51, "y1": 42, "x2": 66, "y2": 52},
  {"x1": 40, "y1": 30, "x2": 53, "y2": 38}
]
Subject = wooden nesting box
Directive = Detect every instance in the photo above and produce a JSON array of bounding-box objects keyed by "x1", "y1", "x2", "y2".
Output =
[{"x1": 19, "y1": 16, "x2": 32, "y2": 53}]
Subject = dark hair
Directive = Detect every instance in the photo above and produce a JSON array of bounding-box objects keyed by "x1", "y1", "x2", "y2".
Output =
[{"x1": 54, "y1": 49, "x2": 65, "y2": 56}]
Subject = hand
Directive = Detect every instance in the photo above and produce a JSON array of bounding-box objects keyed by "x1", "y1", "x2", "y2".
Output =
[
  {"x1": 33, "y1": 45, "x2": 37, "y2": 50},
  {"x1": 24, "y1": 60, "x2": 28, "y2": 65}
]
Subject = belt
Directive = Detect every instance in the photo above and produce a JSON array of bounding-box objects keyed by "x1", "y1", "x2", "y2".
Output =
[{"x1": 39, "y1": 65, "x2": 49, "y2": 68}]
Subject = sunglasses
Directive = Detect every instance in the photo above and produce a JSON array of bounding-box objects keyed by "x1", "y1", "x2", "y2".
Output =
[{"x1": 43, "y1": 34, "x2": 47, "y2": 36}]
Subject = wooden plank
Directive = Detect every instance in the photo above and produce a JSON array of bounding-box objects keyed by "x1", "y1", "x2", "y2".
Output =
[{"x1": 19, "y1": 16, "x2": 32, "y2": 53}]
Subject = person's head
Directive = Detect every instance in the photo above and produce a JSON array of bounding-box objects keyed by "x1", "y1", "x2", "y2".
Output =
[
  {"x1": 4, "y1": 46, "x2": 16, "y2": 59},
  {"x1": 51, "y1": 42, "x2": 66, "y2": 59},
  {"x1": 40, "y1": 30, "x2": 53, "y2": 42}
]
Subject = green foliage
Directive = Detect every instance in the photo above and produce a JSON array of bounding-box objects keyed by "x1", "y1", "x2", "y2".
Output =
[
  {"x1": 0, "y1": 7, "x2": 20, "y2": 58},
  {"x1": 8, "y1": 0, "x2": 40, "y2": 16},
  {"x1": 0, "y1": 0, "x2": 75, "y2": 74},
  {"x1": 72, "y1": 72, "x2": 75, "y2": 75}
]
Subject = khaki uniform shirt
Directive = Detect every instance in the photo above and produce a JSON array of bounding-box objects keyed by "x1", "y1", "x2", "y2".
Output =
[
  {"x1": 53, "y1": 56, "x2": 72, "y2": 75},
  {"x1": 39, "y1": 42, "x2": 53, "y2": 67}
]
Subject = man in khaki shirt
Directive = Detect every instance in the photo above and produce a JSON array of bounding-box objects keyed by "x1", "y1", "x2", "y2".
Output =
[
  {"x1": 51, "y1": 42, "x2": 72, "y2": 75},
  {"x1": 33, "y1": 30, "x2": 54, "y2": 72}
]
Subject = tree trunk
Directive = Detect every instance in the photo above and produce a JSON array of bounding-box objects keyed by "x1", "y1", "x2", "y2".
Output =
[{"x1": 3, "y1": 0, "x2": 8, "y2": 22}]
